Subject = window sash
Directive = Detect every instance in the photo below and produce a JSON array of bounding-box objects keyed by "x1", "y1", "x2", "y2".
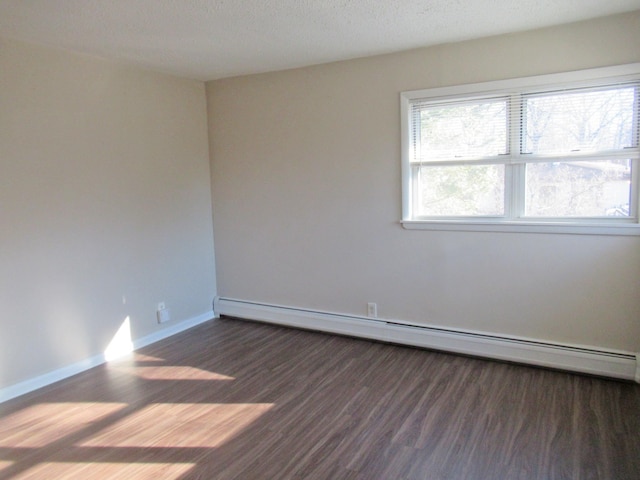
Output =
[
  {"x1": 409, "y1": 149, "x2": 639, "y2": 167},
  {"x1": 410, "y1": 88, "x2": 639, "y2": 163},
  {"x1": 520, "y1": 84, "x2": 638, "y2": 155},
  {"x1": 409, "y1": 160, "x2": 639, "y2": 221},
  {"x1": 410, "y1": 96, "x2": 510, "y2": 163}
]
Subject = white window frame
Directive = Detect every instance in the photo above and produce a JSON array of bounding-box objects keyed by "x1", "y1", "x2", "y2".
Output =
[{"x1": 400, "y1": 64, "x2": 640, "y2": 236}]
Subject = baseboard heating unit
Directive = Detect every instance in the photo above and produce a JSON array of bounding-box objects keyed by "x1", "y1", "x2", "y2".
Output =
[{"x1": 214, "y1": 297, "x2": 639, "y2": 383}]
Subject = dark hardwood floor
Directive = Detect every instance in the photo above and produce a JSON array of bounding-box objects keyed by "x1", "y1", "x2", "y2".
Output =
[{"x1": 1, "y1": 317, "x2": 639, "y2": 479}]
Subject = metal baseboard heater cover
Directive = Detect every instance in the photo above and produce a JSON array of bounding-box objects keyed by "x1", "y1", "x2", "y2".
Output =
[{"x1": 214, "y1": 297, "x2": 639, "y2": 383}]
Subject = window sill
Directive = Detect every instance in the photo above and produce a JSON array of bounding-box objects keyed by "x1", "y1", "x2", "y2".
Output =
[{"x1": 401, "y1": 220, "x2": 640, "y2": 236}]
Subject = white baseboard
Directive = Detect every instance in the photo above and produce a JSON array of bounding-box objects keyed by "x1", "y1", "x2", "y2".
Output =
[
  {"x1": 0, "y1": 311, "x2": 214, "y2": 404},
  {"x1": 214, "y1": 297, "x2": 639, "y2": 382}
]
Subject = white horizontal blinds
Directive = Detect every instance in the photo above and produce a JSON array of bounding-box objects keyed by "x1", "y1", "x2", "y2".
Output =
[
  {"x1": 410, "y1": 96, "x2": 509, "y2": 163},
  {"x1": 520, "y1": 82, "x2": 639, "y2": 218},
  {"x1": 409, "y1": 101, "x2": 423, "y2": 164},
  {"x1": 521, "y1": 82, "x2": 640, "y2": 155},
  {"x1": 409, "y1": 96, "x2": 508, "y2": 217}
]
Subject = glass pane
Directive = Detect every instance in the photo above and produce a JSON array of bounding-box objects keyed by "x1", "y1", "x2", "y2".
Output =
[
  {"x1": 525, "y1": 160, "x2": 631, "y2": 217},
  {"x1": 415, "y1": 164, "x2": 505, "y2": 216},
  {"x1": 523, "y1": 86, "x2": 636, "y2": 154},
  {"x1": 415, "y1": 99, "x2": 508, "y2": 161}
]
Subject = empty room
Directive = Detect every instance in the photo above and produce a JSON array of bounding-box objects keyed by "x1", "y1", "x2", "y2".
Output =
[{"x1": 1, "y1": 1, "x2": 640, "y2": 478}]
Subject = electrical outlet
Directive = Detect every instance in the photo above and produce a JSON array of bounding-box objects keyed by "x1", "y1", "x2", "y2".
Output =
[
  {"x1": 157, "y1": 309, "x2": 170, "y2": 323},
  {"x1": 367, "y1": 302, "x2": 377, "y2": 318},
  {"x1": 157, "y1": 302, "x2": 170, "y2": 323}
]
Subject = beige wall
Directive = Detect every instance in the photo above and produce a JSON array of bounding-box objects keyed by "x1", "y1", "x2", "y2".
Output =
[
  {"x1": 0, "y1": 38, "x2": 217, "y2": 389},
  {"x1": 2, "y1": 11, "x2": 639, "y2": 393},
  {"x1": 207, "y1": 12, "x2": 640, "y2": 352}
]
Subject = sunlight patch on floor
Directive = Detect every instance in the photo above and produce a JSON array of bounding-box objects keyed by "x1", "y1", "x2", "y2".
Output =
[
  {"x1": 0, "y1": 403, "x2": 127, "y2": 448},
  {"x1": 79, "y1": 403, "x2": 274, "y2": 448},
  {"x1": 131, "y1": 353, "x2": 166, "y2": 362},
  {"x1": 12, "y1": 461, "x2": 195, "y2": 479},
  {"x1": 113, "y1": 365, "x2": 235, "y2": 381}
]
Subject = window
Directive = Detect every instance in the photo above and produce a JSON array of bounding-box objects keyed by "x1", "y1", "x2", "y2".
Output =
[{"x1": 401, "y1": 64, "x2": 640, "y2": 235}]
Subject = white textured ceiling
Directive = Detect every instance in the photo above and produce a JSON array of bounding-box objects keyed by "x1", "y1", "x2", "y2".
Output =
[{"x1": 1, "y1": 0, "x2": 639, "y2": 81}]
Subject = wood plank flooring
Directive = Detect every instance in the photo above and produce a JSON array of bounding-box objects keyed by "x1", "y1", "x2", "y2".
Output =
[{"x1": 1, "y1": 317, "x2": 639, "y2": 479}]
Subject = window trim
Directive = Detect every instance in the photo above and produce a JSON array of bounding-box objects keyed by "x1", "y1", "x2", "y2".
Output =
[{"x1": 400, "y1": 63, "x2": 640, "y2": 236}]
